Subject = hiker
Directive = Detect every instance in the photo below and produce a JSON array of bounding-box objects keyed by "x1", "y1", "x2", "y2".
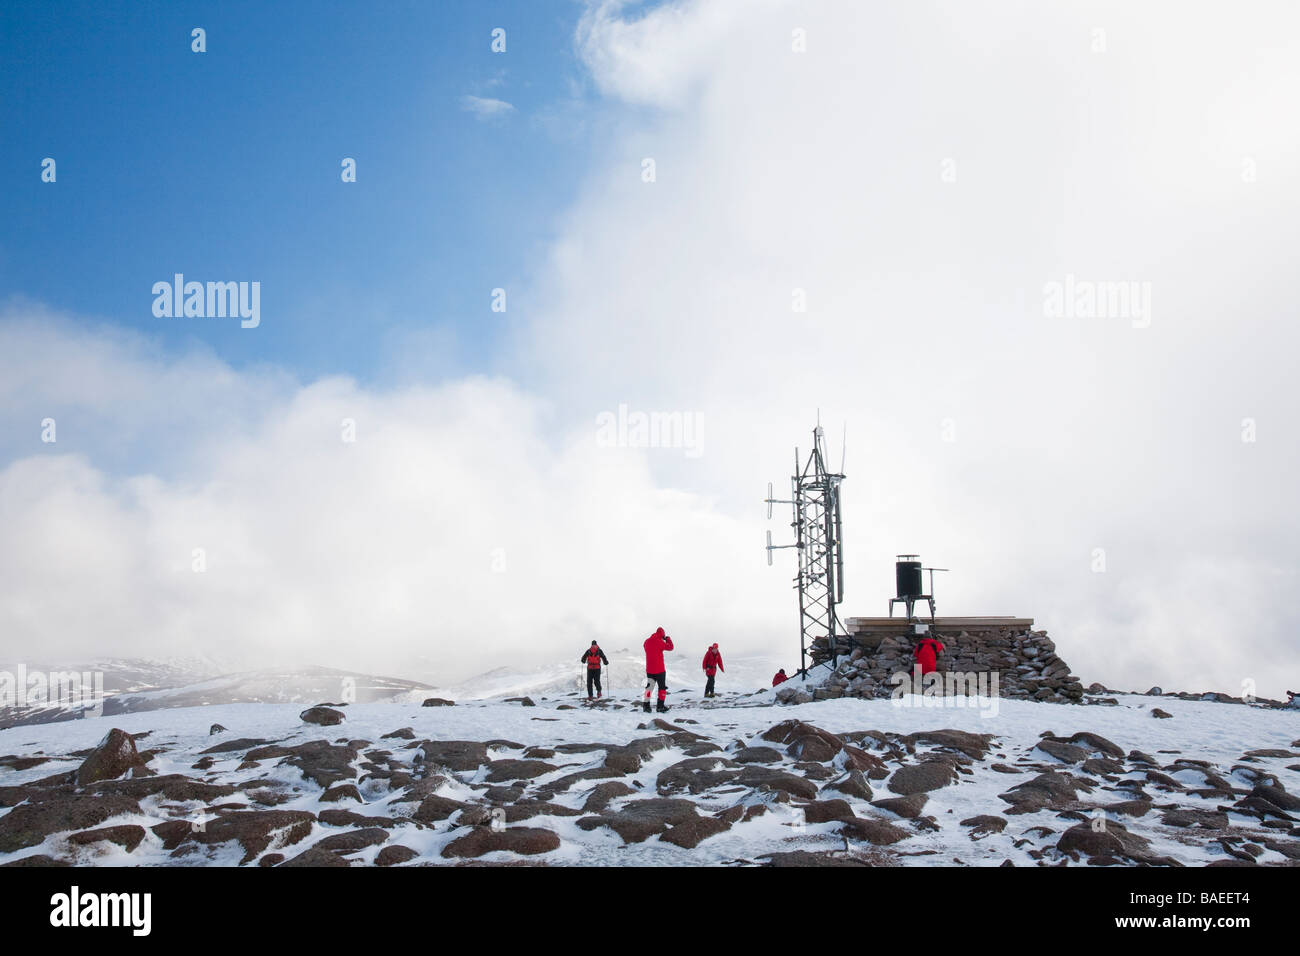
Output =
[
  {"x1": 771, "y1": 668, "x2": 788, "y2": 687},
  {"x1": 701, "y1": 643, "x2": 724, "y2": 697},
  {"x1": 913, "y1": 634, "x2": 946, "y2": 676},
  {"x1": 579, "y1": 640, "x2": 610, "y2": 699},
  {"x1": 642, "y1": 626, "x2": 674, "y2": 713}
]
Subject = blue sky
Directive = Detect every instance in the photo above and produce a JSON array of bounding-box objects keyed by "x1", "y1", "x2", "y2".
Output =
[{"x1": 2, "y1": 0, "x2": 599, "y2": 383}]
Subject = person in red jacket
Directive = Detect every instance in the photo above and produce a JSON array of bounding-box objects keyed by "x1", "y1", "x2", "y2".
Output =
[
  {"x1": 579, "y1": 641, "x2": 610, "y2": 700},
  {"x1": 642, "y1": 626, "x2": 674, "y2": 713},
  {"x1": 771, "y1": 668, "x2": 788, "y2": 687},
  {"x1": 913, "y1": 635, "x2": 945, "y2": 676},
  {"x1": 701, "y1": 643, "x2": 724, "y2": 698}
]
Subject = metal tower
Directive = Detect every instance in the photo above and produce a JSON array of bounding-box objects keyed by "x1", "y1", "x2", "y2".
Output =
[{"x1": 765, "y1": 423, "x2": 846, "y2": 675}]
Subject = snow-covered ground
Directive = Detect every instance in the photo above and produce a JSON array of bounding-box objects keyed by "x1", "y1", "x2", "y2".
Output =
[{"x1": 1, "y1": 677, "x2": 1296, "y2": 867}]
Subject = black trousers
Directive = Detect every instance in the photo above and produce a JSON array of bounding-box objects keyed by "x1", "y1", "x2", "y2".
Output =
[
  {"x1": 645, "y1": 671, "x2": 667, "y2": 699},
  {"x1": 705, "y1": 673, "x2": 716, "y2": 696},
  {"x1": 586, "y1": 669, "x2": 602, "y2": 696}
]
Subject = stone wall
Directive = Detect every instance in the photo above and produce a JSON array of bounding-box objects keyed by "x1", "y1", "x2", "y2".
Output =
[{"x1": 799, "y1": 624, "x2": 1085, "y2": 704}]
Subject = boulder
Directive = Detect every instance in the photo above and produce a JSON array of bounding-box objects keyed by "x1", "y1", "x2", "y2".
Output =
[
  {"x1": 188, "y1": 809, "x2": 317, "y2": 864},
  {"x1": 0, "y1": 794, "x2": 141, "y2": 853},
  {"x1": 736, "y1": 766, "x2": 818, "y2": 800},
  {"x1": 300, "y1": 706, "x2": 345, "y2": 726},
  {"x1": 418, "y1": 740, "x2": 490, "y2": 773},
  {"x1": 312, "y1": 827, "x2": 390, "y2": 853},
  {"x1": 887, "y1": 760, "x2": 959, "y2": 796},
  {"x1": 376, "y1": 845, "x2": 418, "y2": 866},
  {"x1": 871, "y1": 793, "x2": 929, "y2": 819},
  {"x1": 577, "y1": 799, "x2": 701, "y2": 843},
  {"x1": 74, "y1": 729, "x2": 148, "y2": 786},
  {"x1": 660, "y1": 815, "x2": 731, "y2": 849},
  {"x1": 441, "y1": 827, "x2": 560, "y2": 858},
  {"x1": 959, "y1": 815, "x2": 1007, "y2": 839},
  {"x1": 800, "y1": 799, "x2": 857, "y2": 824},
  {"x1": 824, "y1": 769, "x2": 874, "y2": 802},
  {"x1": 66, "y1": 825, "x2": 147, "y2": 853},
  {"x1": 656, "y1": 757, "x2": 742, "y2": 795},
  {"x1": 421, "y1": 698, "x2": 455, "y2": 707},
  {"x1": 838, "y1": 817, "x2": 911, "y2": 845}
]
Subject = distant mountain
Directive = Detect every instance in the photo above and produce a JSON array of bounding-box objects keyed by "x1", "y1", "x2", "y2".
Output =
[{"x1": 0, "y1": 659, "x2": 433, "y2": 729}]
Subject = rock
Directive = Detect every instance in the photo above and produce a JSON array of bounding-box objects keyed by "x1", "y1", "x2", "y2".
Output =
[
  {"x1": 441, "y1": 827, "x2": 560, "y2": 858},
  {"x1": 201, "y1": 737, "x2": 272, "y2": 755},
  {"x1": 733, "y1": 746, "x2": 783, "y2": 765},
  {"x1": 419, "y1": 740, "x2": 490, "y2": 773},
  {"x1": 280, "y1": 740, "x2": 362, "y2": 789},
  {"x1": 1058, "y1": 820, "x2": 1152, "y2": 861},
  {"x1": 1058, "y1": 732, "x2": 1124, "y2": 758},
  {"x1": 959, "y1": 815, "x2": 1007, "y2": 839},
  {"x1": 319, "y1": 809, "x2": 398, "y2": 828},
  {"x1": 313, "y1": 827, "x2": 390, "y2": 853},
  {"x1": 1081, "y1": 757, "x2": 1125, "y2": 776},
  {"x1": 320, "y1": 784, "x2": 363, "y2": 804},
  {"x1": 300, "y1": 706, "x2": 345, "y2": 726},
  {"x1": 761, "y1": 850, "x2": 875, "y2": 866},
  {"x1": 762, "y1": 721, "x2": 843, "y2": 755},
  {"x1": 1151, "y1": 708, "x2": 1172, "y2": 719},
  {"x1": 800, "y1": 799, "x2": 857, "y2": 824},
  {"x1": 998, "y1": 771, "x2": 1091, "y2": 814},
  {"x1": 603, "y1": 736, "x2": 673, "y2": 774},
  {"x1": 376, "y1": 845, "x2": 419, "y2": 866},
  {"x1": 582, "y1": 781, "x2": 637, "y2": 813},
  {"x1": 1244, "y1": 749, "x2": 1300, "y2": 759},
  {"x1": 656, "y1": 757, "x2": 742, "y2": 795},
  {"x1": 484, "y1": 759, "x2": 559, "y2": 783},
  {"x1": 902, "y1": 729, "x2": 995, "y2": 760},
  {"x1": 1162, "y1": 809, "x2": 1229, "y2": 829},
  {"x1": 660, "y1": 816, "x2": 731, "y2": 849},
  {"x1": 870, "y1": 794, "x2": 929, "y2": 819},
  {"x1": 1145, "y1": 686, "x2": 1163, "y2": 696},
  {"x1": 381, "y1": 728, "x2": 416, "y2": 740},
  {"x1": 1034, "y1": 740, "x2": 1090, "y2": 764},
  {"x1": 1252, "y1": 783, "x2": 1300, "y2": 812},
  {"x1": 1, "y1": 854, "x2": 72, "y2": 867},
  {"x1": 413, "y1": 795, "x2": 470, "y2": 823},
  {"x1": 788, "y1": 735, "x2": 840, "y2": 763},
  {"x1": 523, "y1": 747, "x2": 557, "y2": 759},
  {"x1": 775, "y1": 686, "x2": 813, "y2": 705},
  {"x1": 838, "y1": 817, "x2": 911, "y2": 845},
  {"x1": 577, "y1": 799, "x2": 701, "y2": 843},
  {"x1": 209, "y1": 724, "x2": 227, "y2": 735},
  {"x1": 0, "y1": 794, "x2": 141, "y2": 853},
  {"x1": 736, "y1": 767, "x2": 819, "y2": 801},
  {"x1": 887, "y1": 760, "x2": 959, "y2": 796},
  {"x1": 74, "y1": 729, "x2": 148, "y2": 786},
  {"x1": 188, "y1": 810, "x2": 317, "y2": 864},
  {"x1": 66, "y1": 825, "x2": 147, "y2": 853},
  {"x1": 421, "y1": 698, "x2": 455, "y2": 707},
  {"x1": 824, "y1": 770, "x2": 874, "y2": 802},
  {"x1": 279, "y1": 846, "x2": 351, "y2": 867},
  {"x1": 504, "y1": 697, "x2": 536, "y2": 708}
]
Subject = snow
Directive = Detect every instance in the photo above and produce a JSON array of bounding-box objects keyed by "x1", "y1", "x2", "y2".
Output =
[{"x1": 1, "y1": 683, "x2": 1296, "y2": 867}]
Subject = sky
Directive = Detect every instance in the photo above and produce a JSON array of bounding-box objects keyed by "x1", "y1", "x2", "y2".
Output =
[{"x1": 1, "y1": 0, "x2": 1298, "y2": 697}]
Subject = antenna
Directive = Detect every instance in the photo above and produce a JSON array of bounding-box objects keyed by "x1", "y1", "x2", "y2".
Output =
[{"x1": 764, "y1": 421, "x2": 848, "y2": 675}]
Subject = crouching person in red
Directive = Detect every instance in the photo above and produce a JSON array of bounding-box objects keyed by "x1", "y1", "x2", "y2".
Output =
[
  {"x1": 771, "y1": 668, "x2": 789, "y2": 687},
  {"x1": 643, "y1": 627, "x2": 674, "y2": 713},
  {"x1": 913, "y1": 635, "x2": 945, "y2": 676}
]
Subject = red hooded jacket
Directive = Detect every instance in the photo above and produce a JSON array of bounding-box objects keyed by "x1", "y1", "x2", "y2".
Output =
[
  {"x1": 644, "y1": 628, "x2": 673, "y2": 673},
  {"x1": 772, "y1": 670, "x2": 788, "y2": 687},
  {"x1": 913, "y1": 637, "x2": 945, "y2": 675},
  {"x1": 702, "y1": 646, "x2": 724, "y2": 676}
]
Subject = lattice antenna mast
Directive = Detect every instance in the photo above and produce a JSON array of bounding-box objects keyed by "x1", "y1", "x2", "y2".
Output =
[{"x1": 765, "y1": 423, "x2": 847, "y2": 676}]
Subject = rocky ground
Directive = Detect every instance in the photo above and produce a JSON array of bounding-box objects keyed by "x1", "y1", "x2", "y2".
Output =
[{"x1": 0, "y1": 684, "x2": 1297, "y2": 867}]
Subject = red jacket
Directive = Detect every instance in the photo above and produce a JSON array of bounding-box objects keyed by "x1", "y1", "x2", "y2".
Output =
[
  {"x1": 702, "y1": 648, "x2": 724, "y2": 676},
  {"x1": 772, "y1": 671, "x2": 788, "y2": 687},
  {"x1": 643, "y1": 628, "x2": 673, "y2": 673},
  {"x1": 913, "y1": 637, "x2": 945, "y2": 675}
]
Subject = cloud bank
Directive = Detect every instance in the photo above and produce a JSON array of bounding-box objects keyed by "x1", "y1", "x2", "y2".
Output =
[{"x1": 3, "y1": 1, "x2": 1298, "y2": 697}]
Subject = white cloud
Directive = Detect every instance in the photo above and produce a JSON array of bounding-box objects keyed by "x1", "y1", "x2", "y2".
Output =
[
  {"x1": 0, "y1": 311, "x2": 781, "y2": 685},
  {"x1": 3, "y1": 1, "x2": 1299, "y2": 701},
  {"x1": 460, "y1": 94, "x2": 516, "y2": 120}
]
